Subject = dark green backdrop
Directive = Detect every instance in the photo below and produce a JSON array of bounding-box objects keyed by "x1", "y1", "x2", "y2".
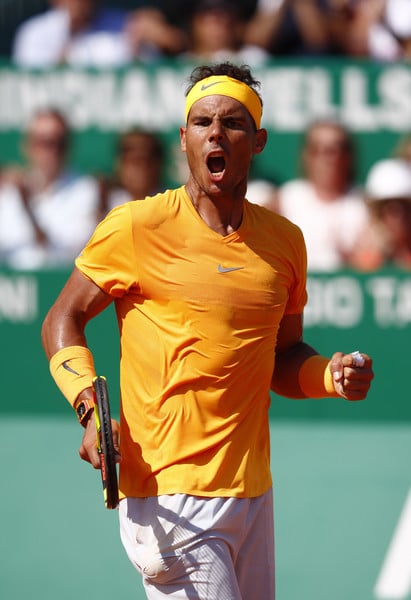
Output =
[{"x1": 0, "y1": 267, "x2": 408, "y2": 421}]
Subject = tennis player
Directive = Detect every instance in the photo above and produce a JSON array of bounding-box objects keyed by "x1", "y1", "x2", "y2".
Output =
[{"x1": 41, "y1": 62, "x2": 374, "y2": 600}]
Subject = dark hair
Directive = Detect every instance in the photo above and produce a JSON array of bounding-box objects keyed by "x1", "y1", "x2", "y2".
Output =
[
  {"x1": 185, "y1": 62, "x2": 263, "y2": 108},
  {"x1": 27, "y1": 107, "x2": 70, "y2": 150},
  {"x1": 301, "y1": 117, "x2": 356, "y2": 182},
  {"x1": 117, "y1": 128, "x2": 164, "y2": 162},
  {"x1": 30, "y1": 107, "x2": 69, "y2": 131},
  {"x1": 303, "y1": 118, "x2": 354, "y2": 154},
  {"x1": 192, "y1": 0, "x2": 239, "y2": 17}
]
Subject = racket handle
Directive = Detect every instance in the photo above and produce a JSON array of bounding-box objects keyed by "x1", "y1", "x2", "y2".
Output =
[{"x1": 92, "y1": 376, "x2": 119, "y2": 510}]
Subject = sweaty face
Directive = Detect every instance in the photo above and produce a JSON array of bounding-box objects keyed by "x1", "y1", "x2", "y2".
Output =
[{"x1": 181, "y1": 95, "x2": 264, "y2": 197}]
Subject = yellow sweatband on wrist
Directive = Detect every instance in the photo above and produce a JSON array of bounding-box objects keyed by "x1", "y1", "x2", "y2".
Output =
[
  {"x1": 298, "y1": 355, "x2": 338, "y2": 398},
  {"x1": 49, "y1": 345, "x2": 96, "y2": 407},
  {"x1": 185, "y1": 75, "x2": 263, "y2": 128}
]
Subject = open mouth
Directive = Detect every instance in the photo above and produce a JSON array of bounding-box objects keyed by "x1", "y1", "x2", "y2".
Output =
[{"x1": 207, "y1": 155, "x2": 226, "y2": 175}]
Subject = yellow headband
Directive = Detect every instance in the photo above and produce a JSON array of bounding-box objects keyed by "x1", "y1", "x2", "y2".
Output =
[{"x1": 185, "y1": 75, "x2": 262, "y2": 128}]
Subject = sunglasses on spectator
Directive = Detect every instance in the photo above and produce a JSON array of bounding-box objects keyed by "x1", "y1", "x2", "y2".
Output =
[
  {"x1": 306, "y1": 141, "x2": 351, "y2": 156},
  {"x1": 28, "y1": 135, "x2": 67, "y2": 150}
]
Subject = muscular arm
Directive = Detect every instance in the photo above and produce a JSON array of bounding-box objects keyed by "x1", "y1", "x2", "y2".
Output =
[
  {"x1": 41, "y1": 267, "x2": 112, "y2": 358},
  {"x1": 42, "y1": 267, "x2": 116, "y2": 468},
  {"x1": 271, "y1": 313, "x2": 318, "y2": 398},
  {"x1": 272, "y1": 313, "x2": 374, "y2": 400}
]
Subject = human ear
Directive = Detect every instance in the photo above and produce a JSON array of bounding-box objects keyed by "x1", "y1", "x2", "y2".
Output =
[
  {"x1": 254, "y1": 128, "x2": 267, "y2": 155},
  {"x1": 180, "y1": 126, "x2": 187, "y2": 153}
]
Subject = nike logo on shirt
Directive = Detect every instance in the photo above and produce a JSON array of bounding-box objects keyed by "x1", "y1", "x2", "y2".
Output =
[{"x1": 217, "y1": 264, "x2": 244, "y2": 273}]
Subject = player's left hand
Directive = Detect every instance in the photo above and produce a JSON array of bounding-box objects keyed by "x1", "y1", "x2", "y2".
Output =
[{"x1": 329, "y1": 351, "x2": 374, "y2": 401}]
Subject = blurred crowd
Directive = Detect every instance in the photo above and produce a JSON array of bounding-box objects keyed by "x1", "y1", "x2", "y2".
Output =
[
  {"x1": 1, "y1": 0, "x2": 411, "y2": 271},
  {"x1": 7, "y1": 0, "x2": 411, "y2": 66}
]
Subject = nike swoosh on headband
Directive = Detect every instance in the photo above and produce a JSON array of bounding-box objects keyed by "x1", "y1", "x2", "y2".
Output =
[{"x1": 201, "y1": 81, "x2": 223, "y2": 91}]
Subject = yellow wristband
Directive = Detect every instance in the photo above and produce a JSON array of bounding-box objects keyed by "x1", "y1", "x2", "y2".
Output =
[
  {"x1": 298, "y1": 355, "x2": 338, "y2": 398},
  {"x1": 49, "y1": 345, "x2": 96, "y2": 406}
]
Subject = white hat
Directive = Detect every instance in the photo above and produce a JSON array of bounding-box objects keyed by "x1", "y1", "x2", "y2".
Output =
[
  {"x1": 365, "y1": 159, "x2": 411, "y2": 200},
  {"x1": 386, "y1": 0, "x2": 411, "y2": 39}
]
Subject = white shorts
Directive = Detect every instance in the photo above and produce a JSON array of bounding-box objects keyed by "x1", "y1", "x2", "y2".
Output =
[{"x1": 119, "y1": 489, "x2": 275, "y2": 600}]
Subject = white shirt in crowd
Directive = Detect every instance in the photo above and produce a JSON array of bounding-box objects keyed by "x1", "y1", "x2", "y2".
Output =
[
  {"x1": 277, "y1": 179, "x2": 368, "y2": 271},
  {"x1": 12, "y1": 7, "x2": 133, "y2": 68},
  {"x1": 0, "y1": 171, "x2": 99, "y2": 269}
]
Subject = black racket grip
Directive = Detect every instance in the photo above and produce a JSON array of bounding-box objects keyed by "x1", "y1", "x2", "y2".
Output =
[{"x1": 93, "y1": 376, "x2": 119, "y2": 510}]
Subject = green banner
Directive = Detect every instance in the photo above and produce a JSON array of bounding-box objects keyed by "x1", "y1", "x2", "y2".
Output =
[
  {"x1": 0, "y1": 59, "x2": 410, "y2": 185},
  {"x1": 0, "y1": 267, "x2": 405, "y2": 421}
]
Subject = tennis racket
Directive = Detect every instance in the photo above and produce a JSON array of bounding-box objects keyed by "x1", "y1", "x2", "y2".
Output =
[{"x1": 92, "y1": 376, "x2": 119, "y2": 510}]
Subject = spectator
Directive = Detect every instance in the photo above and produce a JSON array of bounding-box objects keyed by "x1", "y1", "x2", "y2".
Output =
[
  {"x1": 243, "y1": 0, "x2": 334, "y2": 57},
  {"x1": 0, "y1": 108, "x2": 100, "y2": 269},
  {"x1": 326, "y1": 0, "x2": 366, "y2": 56},
  {"x1": 12, "y1": 0, "x2": 187, "y2": 68},
  {"x1": 347, "y1": 0, "x2": 411, "y2": 60},
  {"x1": 247, "y1": 178, "x2": 279, "y2": 212},
  {"x1": 97, "y1": 128, "x2": 166, "y2": 219},
  {"x1": 350, "y1": 159, "x2": 411, "y2": 270},
  {"x1": 277, "y1": 118, "x2": 369, "y2": 271},
  {"x1": 183, "y1": 0, "x2": 269, "y2": 66},
  {"x1": 124, "y1": 6, "x2": 188, "y2": 60}
]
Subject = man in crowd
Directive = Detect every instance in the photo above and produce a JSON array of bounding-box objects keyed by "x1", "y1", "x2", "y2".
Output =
[{"x1": 0, "y1": 108, "x2": 99, "y2": 269}]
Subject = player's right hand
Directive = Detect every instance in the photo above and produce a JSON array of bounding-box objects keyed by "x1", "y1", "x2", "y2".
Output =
[{"x1": 78, "y1": 415, "x2": 121, "y2": 469}]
